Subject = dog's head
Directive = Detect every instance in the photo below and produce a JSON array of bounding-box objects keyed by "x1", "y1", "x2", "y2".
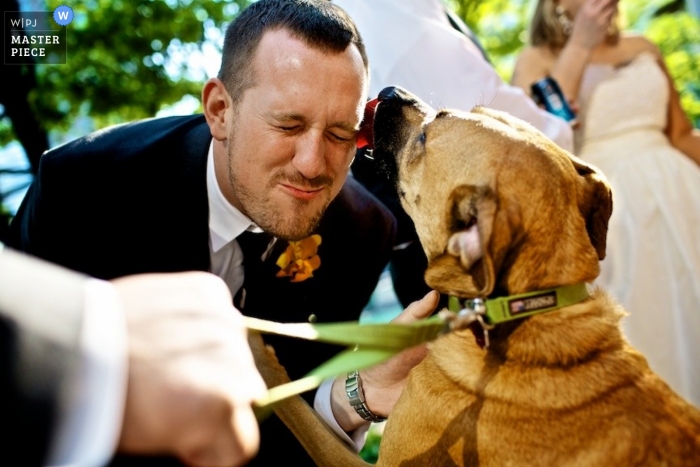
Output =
[{"x1": 370, "y1": 86, "x2": 612, "y2": 298}]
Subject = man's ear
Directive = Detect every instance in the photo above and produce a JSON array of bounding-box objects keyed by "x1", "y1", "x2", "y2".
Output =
[{"x1": 202, "y1": 78, "x2": 231, "y2": 141}]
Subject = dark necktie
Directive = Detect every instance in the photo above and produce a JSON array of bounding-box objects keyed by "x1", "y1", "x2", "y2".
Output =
[{"x1": 234, "y1": 231, "x2": 274, "y2": 310}]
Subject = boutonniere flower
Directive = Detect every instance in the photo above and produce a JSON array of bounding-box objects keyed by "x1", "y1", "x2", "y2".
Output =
[{"x1": 276, "y1": 234, "x2": 322, "y2": 282}]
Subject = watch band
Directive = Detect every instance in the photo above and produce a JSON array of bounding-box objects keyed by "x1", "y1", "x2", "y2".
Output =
[{"x1": 345, "y1": 370, "x2": 387, "y2": 423}]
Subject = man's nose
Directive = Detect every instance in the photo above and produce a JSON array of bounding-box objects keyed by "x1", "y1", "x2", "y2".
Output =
[{"x1": 292, "y1": 131, "x2": 326, "y2": 179}]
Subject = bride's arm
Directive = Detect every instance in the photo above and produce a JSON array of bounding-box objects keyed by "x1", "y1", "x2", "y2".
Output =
[{"x1": 660, "y1": 58, "x2": 700, "y2": 166}]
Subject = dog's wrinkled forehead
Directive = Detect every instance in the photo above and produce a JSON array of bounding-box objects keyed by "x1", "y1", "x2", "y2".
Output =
[
  {"x1": 396, "y1": 110, "x2": 501, "y2": 201},
  {"x1": 372, "y1": 86, "x2": 586, "y2": 261},
  {"x1": 373, "y1": 87, "x2": 557, "y2": 210}
]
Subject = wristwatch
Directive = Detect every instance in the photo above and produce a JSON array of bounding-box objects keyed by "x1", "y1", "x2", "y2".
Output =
[{"x1": 345, "y1": 370, "x2": 387, "y2": 423}]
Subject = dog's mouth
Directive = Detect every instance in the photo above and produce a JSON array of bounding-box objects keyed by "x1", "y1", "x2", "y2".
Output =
[
  {"x1": 357, "y1": 86, "x2": 424, "y2": 186},
  {"x1": 356, "y1": 98, "x2": 378, "y2": 151}
]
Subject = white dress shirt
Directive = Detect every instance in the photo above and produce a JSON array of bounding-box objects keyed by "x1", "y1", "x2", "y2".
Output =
[
  {"x1": 206, "y1": 141, "x2": 260, "y2": 299},
  {"x1": 334, "y1": 0, "x2": 574, "y2": 153}
]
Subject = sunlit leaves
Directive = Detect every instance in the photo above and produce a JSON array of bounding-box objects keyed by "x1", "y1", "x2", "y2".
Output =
[
  {"x1": 32, "y1": 0, "x2": 251, "y2": 133},
  {"x1": 646, "y1": 13, "x2": 700, "y2": 125}
]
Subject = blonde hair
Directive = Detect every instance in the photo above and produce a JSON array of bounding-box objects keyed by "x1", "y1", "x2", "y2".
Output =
[{"x1": 529, "y1": 0, "x2": 621, "y2": 51}]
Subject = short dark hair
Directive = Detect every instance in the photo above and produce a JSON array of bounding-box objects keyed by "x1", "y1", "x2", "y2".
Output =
[{"x1": 218, "y1": 0, "x2": 368, "y2": 103}]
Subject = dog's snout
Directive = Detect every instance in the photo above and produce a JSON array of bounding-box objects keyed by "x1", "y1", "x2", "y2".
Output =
[
  {"x1": 378, "y1": 86, "x2": 417, "y2": 105},
  {"x1": 370, "y1": 86, "x2": 432, "y2": 185},
  {"x1": 378, "y1": 86, "x2": 400, "y2": 101}
]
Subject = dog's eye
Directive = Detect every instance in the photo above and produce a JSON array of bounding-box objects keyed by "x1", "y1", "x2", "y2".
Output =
[{"x1": 418, "y1": 131, "x2": 426, "y2": 144}]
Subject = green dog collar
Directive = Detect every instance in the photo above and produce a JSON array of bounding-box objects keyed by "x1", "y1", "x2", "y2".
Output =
[{"x1": 448, "y1": 282, "x2": 590, "y2": 326}]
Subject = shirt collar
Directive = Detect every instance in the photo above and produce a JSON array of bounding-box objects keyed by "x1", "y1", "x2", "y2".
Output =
[{"x1": 206, "y1": 141, "x2": 262, "y2": 252}]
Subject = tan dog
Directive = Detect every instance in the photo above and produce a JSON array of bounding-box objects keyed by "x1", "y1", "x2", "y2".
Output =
[{"x1": 254, "y1": 86, "x2": 700, "y2": 466}]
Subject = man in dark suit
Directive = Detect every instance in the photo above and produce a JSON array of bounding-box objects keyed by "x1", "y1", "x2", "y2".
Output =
[
  {"x1": 0, "y1": 244, "x2": 266, "y2": 467},
  {"x1": 8, "y1": 0, "x2": 438, "y2": 465}
]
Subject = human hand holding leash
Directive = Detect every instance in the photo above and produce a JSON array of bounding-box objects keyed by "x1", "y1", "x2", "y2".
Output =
[
  {"x1": 330, "y1": 290, "x2": 440, "y2": 432},
  {"x1": 113, "y1": 272, "x2": 266, "y2": 467}
]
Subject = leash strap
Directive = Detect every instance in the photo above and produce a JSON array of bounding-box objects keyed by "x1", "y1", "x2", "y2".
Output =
[
  {"x1": 251, "y1": 283, "x2": 589, "y2": 406},
  {"x1": 247, "y1": 315, "x2": 447, "y2": 406}
]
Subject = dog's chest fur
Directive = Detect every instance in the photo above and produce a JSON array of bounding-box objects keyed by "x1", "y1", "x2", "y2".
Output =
[{"x1": 376, "y1": 291, "x2": 700, "y2": 466}]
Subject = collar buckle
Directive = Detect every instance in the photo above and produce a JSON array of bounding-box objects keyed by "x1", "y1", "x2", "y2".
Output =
[{"x1": 440, "y1": 297, "x2": 495, "y2": 348}]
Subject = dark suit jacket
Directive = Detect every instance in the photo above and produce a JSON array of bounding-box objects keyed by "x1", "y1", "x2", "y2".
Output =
[
  {"x1": 0, "y1": 246, "x2": 84, "y2": 466},
  {"x1": 8, "y1": 114, "x2": 397, "y2": 466}
]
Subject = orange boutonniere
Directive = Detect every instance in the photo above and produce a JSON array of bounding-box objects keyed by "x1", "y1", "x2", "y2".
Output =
[{"x1": 275, "y1": 234, "x2": 322, "y2": 282}]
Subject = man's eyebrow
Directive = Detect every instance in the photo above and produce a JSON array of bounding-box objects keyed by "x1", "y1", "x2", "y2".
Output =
[
  {"x1": 331, "y1": 122, "x2": 359, "y2": 134},
  {"x1": 270, "y1": 112, "x2": 304, "y2": 122},
  {"x1": 270, "y1": 112, "x2": 357, "y2": 133}
]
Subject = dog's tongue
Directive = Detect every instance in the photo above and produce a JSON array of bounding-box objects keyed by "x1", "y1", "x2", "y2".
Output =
[{"x1": 356, "y1": 98, "x2": 379, "y2": 150}]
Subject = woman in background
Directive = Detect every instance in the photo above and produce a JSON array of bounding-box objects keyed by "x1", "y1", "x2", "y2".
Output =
[{"x1": 512, "y1": 0, "x2": 700, "y2": 406}]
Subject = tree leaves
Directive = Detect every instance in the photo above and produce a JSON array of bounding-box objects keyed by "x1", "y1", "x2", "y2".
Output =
[{"x1": 31, "y1": 0, "x2": 252, "y2": 133}]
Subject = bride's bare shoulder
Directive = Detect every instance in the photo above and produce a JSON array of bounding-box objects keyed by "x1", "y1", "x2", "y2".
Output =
[
  {"x1": 515, "y1": 45, "x2": 557, "y2": 68},
  {"x1": 619, "y1": 33, "x2": 662, "y2": 60}
]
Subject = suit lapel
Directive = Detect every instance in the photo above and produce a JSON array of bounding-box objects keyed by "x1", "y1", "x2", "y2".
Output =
[{"x1": 174, "y1": 119, "x2": 214, "y2": 272}]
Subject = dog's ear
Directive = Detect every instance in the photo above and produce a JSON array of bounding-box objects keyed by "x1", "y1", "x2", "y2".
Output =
[
  {"x1": 425, "y1": 184, "x2": 497, "y2": 297},
  {"x1": 570, "y1": 155, "x2": 613, "y2": 260}
]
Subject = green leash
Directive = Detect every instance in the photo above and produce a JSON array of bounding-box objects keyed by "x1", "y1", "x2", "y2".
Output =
[
  {"x1": 246, "y1": 314, "x2": 447, "y2": 406},
  {"x1": 249, "y1": 282, "x2": 589, "y2": 407}
]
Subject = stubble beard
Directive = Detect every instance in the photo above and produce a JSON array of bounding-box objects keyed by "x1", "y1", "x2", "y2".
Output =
[{"x1": 226, "y1": 142, "x2": 332, "y2": 241}]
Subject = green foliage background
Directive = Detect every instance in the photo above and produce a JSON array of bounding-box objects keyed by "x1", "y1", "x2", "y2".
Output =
[
  {"x1": 39, "y1": 0, "x2": 249, "y2": 129},
  {"x1": 1, "y1": 0, "x2": 697, "y2": 151},
  {"x1": 0, "y1": 0, "x2": 252, "y2": 147}
]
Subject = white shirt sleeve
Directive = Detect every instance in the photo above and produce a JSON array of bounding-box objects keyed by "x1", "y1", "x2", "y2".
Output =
[
  {"x1": 45, "y1": 279, "x2": 128, "y2": 467},
  {"x1": 314, "y1": 378, "x2": 371, "y2": 452}
]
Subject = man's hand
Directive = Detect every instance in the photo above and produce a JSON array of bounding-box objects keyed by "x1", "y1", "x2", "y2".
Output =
[
  {"x1": 112, "y1": 272, "x2": 266, "y2": 467},
  {"x1": 331, "y1": 290, "x2": 440, "y2": 431}
]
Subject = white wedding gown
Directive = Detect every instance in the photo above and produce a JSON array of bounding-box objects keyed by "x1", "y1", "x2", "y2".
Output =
[{"x1": 576, "y1": 52, "x2": 700, "y2": 406}]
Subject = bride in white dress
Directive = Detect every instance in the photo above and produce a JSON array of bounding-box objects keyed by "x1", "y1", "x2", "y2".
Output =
[{"x1": 512, "y1": 0, "x2": 700, "y2": 406}]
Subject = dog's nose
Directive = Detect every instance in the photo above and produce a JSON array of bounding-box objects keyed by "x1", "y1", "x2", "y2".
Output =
[
  {"x1": 378, "y1": 86, "x2": 420, "y2": 107},
  {"x1": 378, "y1": 86, "x2": 400, "y2": 101}
]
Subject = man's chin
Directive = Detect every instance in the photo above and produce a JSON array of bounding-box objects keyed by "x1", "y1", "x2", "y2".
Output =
[
  {"x1": 263, "y1": 225, "x2": 314, "y2": 242},
  {"x1": 259, "y1": 206, "x2": 325, "y2": 241},
  {"x1": 247, "y1": 189, "x2": 330, "y2": 239}
]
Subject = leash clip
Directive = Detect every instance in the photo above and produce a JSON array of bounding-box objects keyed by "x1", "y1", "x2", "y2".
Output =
[
  {"x1": 440, "y1": 297, "x2": 495, "y2": 348},
  {"x1": 465, "y1": 298, "x2": 496, "y2": 348}
]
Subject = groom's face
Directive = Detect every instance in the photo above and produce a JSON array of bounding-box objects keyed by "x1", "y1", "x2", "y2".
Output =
[{"x1": 221, "y1": 28, "x2": 367, "y2": 240}]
